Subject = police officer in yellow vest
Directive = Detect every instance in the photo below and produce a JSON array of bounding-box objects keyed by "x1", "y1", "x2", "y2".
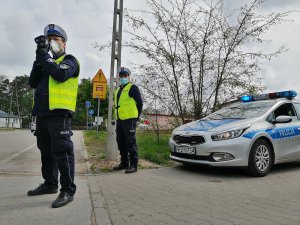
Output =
[
  {"x1": 28, "y1": 24, "x2": 79, "y2": 208},
  {"x1": 113, "y1": 67, "x2": 143, "y2": 173}
]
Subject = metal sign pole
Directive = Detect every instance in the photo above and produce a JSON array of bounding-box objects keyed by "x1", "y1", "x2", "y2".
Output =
[
  {"x1": 86, "y1": 101, "x2": 91, "y2": 130},
  {"x1": 96, "y1": 97, "x2": 100, "y2": 136},
  {"x1": 86, "y1": 108, "x2": 88, "y2": 130},
  {"x1": 106, "y1": 0, "x2": 123, "y2": 160}
]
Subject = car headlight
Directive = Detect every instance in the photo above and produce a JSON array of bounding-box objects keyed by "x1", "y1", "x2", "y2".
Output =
[{"x1": 211, "y1": 125, "x2": 250, "y2": 141}]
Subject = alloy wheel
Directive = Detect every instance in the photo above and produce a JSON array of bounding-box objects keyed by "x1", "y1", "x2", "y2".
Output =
[{"x1": 255, "y1": 145, "x2": 270, "y2": 172}]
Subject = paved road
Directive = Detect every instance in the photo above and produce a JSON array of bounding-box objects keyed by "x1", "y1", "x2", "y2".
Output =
[
  {"x1": 92, "y1": 163, "x2": 300, "y2": 225},
  {"x1": 0, "y1": 130, "x2": 94, "y2": 225},
  {"x1": 0, "y1": 130, "x2": 87, "y2": 175},
  {"x1": 2, "y1": 130, "x2": 300, "y2": 225}
]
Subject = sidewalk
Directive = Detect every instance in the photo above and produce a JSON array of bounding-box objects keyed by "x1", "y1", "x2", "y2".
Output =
[
  {"x1": 3, "y1": 130, "x2": 300, "y2": 225},
  {"x1": 0, "y1": 130, "x2": 111, "y2": 225},
  {"x1": 0, "y1": 175, "x2": 92, "y2": 225},
  {"x1": 90, "y1": 165, "x2": 300, "y2": 225}
]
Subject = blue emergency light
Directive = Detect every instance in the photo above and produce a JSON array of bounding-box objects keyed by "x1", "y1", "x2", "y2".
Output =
[
  {"x1": 240, "y1": 95, "x2": 252, "y2": 102},
  {"x1": 240, "y1": 90, "x2": 297, "y2": 102}
]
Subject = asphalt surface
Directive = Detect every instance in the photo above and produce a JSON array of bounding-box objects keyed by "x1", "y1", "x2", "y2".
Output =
[
  {"x1": 93, "y1": 164, "x2": 300, "y2": 225},
  {"x1": 0, "y1": 130, "x2": 100, "y2": 225},
  {"x1": 1, "y1": 130, "x2": 300, "y2": 225}
]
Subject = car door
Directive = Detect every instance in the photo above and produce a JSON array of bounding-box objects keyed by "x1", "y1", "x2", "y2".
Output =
[
  {"x1": 271, "y1": 103, "x2": 300, "y2": 160},
  {"x1": 291, "y1": 103, "x2": 300, "y2": 158}
]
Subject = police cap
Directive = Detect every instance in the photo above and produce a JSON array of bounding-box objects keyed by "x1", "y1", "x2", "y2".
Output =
[
  {"x1": 44, "y1": 24, "x2": 68, "y2": 42},
  {"x1": 119, "y1": 67, "x2": 131, "y2": 76}
]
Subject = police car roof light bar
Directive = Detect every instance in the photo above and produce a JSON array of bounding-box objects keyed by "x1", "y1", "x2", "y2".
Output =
[
  {"x1": 240, "y1": 95, "x2": 252, "y2": 102},
  {"x1": 240, "y1": 90, "x2": 297, "y2": 102}
]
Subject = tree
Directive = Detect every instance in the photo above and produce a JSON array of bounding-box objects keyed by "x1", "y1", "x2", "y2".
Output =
[
  {"x1": 13, "y1": 75, "x2": 32, "y2": 127},
  {"x1": 0, "y1": 75, "x2": 10, "y2": 112},
  {"x1": 73, "y1": 78, "x2": 109, "y2": 126},
  {"x1": 125, "y1": 0, "x2": 290, "y2": 122},
  {"x1": 0, "y1": 75, "x2": 33, "y2": 128}
]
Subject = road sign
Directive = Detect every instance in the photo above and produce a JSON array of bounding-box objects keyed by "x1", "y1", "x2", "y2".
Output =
[
  {"x1": 92, "y1": 69, "x2": 107, "y2": 99},
  {"x1": 93, "y1": 83, "x2": 107, "y2": 99},
  {"x1": 88, "y1": 109, "x2": 94, "y2": 115},
  {"x1": 94, "y1": 116, "x2": 103, "y2": 123},
  {"x1": 85, "y1": 101, "x2": 91, "y2": 108}
]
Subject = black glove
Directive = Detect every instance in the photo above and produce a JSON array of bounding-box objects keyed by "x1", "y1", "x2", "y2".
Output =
[
  {"x1": 34, "y1": 35, "x2": 47, "y2": 48},
  {"x1": 34, "y1": 35, "x2": 50, "y2": 62},
  {"x1": 36, "y1": 46, "x2": 49, "y2": 63}
]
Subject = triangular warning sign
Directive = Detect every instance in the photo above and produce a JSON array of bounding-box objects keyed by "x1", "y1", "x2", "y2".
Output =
[{"x1": 92, "y1": 69, "x2": 107, "y2": 83}]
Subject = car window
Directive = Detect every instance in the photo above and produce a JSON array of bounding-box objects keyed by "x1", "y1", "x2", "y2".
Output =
[
  {"x1": 273, "y1": 103, "x2": 298, "y2": 122},
  {"x1": 266, "y1": 112, "x2": 275, "y2": 123},
  {"x1": 293, "y1": 103, "x2": 300, "y2": 119},
  {"x1": 206, "y1": 101, "x2": 276, "y2": 120}
]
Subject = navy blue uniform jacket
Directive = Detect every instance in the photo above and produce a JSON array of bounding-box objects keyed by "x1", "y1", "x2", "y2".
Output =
[{"x1": 29, "y1": 51, "x2": 79, "y2": 116}]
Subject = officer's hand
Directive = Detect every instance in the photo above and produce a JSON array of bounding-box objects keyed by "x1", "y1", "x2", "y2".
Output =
[
  {"x1": 35, "y1": 46, "x2": 49, "y2": 62},
  {"x1": 34, "y1": 35, "x2": 47, "y2": 48}
]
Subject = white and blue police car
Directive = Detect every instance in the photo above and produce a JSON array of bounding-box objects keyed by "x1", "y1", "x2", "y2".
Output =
[{"x1": 169, "y1": 90, "x2": 300, "y2": 176}]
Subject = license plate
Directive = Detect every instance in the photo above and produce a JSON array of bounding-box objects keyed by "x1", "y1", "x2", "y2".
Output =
[{"x1": 174, "y1": 146, "x2": 196, "y2": 154}]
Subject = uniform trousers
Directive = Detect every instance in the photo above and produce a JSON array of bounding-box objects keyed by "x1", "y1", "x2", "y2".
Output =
[
  {"x1": 36, "y1": 115, "x2": 76, "y2": 196},
  {"x1": 116, "y1": 118, "x2": 138, "y2": 167}
]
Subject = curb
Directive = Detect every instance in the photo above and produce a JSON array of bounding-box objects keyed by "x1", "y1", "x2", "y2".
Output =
[
  {"x1": 80, "y1": 131, "x2": 112, "y2": 225},
  {"x1": 88, "y1": 176, "x2": 112, "y2": 225}
]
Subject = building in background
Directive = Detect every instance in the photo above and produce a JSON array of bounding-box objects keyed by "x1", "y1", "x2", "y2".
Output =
[
  {"x1": 0, "y1": 110, "x2": 22, "y2": 128},
  {"x1": 140, "y1": 113, "x2": 194, "y2": 131}
]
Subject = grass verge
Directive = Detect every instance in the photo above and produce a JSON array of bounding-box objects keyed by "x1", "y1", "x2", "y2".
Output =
[
  {"x1": 0, "y1": 128, "x2": 15, "y2": 131},
  {"x1": 82, "y1": 130, "x2": 174, "y2": 173}
]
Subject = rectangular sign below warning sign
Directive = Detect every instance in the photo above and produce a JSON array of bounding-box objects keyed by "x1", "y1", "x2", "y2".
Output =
[
  {"x1": 93, "y1": 83, "x2": 107, "y2": 99},
  {"x1": 96, "y1": 86, "x2": 103, "y2": 92},
  {"x1": 92, "y1": 69, "x2": 107, "y2": 100}
]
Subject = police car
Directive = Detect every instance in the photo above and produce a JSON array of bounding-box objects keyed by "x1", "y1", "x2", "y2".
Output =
[{"x1": 169, "y1": 90, "x2": 300, "y2": 176}]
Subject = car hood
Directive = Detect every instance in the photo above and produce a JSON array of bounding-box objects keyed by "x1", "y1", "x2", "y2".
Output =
[{"x1": 174, "y1": 118, "x2": 258, "y2": 133}]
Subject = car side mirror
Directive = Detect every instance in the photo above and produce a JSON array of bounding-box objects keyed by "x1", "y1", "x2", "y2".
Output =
[{"x1": 273, "y1": 115, "x2": 293, "y2": 124}]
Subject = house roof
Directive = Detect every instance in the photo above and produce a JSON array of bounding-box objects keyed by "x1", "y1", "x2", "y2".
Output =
[{"x1": 0, "y1": 110, "x2": 19, "y2": 118}]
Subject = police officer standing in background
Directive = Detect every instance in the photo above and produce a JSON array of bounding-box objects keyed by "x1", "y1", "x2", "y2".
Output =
[
  {"x1": 28, "y1": 24, "x2": 80, "y2": 208},
  {"x1": 113, "y1": 67, "x2": 143, "y2": 173}
]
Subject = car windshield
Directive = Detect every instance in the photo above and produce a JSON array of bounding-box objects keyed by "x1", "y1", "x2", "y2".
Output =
[{"x1": 205, "y1": 101, "x2": 276, "y2": 120}]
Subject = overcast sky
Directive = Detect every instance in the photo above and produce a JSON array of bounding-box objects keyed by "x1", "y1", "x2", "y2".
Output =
[{"x1": 0, "y1": 0, "x2": 299, "y2": 95}]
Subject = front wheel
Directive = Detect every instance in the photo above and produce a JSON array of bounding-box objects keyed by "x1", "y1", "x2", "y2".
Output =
[{"x1": 248, "y1": 139, "x2": 273, "y2": 177}]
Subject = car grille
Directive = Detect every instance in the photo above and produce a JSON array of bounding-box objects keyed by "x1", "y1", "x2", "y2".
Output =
[
  {"x1": 173, "y1": 135, "x2": 205, "y2": 145},
  {"x1": 171, "y1": 152, "x2": 210, "y2": 161}
]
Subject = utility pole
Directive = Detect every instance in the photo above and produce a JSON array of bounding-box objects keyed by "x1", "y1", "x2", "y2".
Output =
[
  {"x1": 7, "y1": 79, "x2": 21, "y2": 128},
  {"x1": 106, "y1": 0, "x2": 123, "y2": 160},
  {"x1": 7, "y1": 82, "x2": 14, "y2": 128},
  {"x1": 15, "y1": 79, "x2": 21, "y2": 128}
]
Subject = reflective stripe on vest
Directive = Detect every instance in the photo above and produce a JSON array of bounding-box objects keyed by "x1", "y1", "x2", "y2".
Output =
[
  {"x1": 49, "y1": 55, "x2": 79, "y2": 112},
  {"x1": 114, "y1": 83, "x2": 138, "y2": 120}
]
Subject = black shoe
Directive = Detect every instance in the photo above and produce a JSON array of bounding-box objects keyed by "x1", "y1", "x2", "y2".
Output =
[
  {"x1": 113, "y1": 163, "x2": 128, "y2": 171},
  {"x1": 52, "y1": 192, "x2": 74, "y2": 208},
  {"x1": 125, "y1": 166, "x2": 137, "y2": 174},
  {"x1": 27, "y1": 184, "x2": 58, "y2": 196}
]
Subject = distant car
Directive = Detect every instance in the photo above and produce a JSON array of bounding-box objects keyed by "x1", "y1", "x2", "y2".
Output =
[
  {"x1": 87, "y1": 122, "x2": 95, "y2": 130},
  {"x1": 30, "y1": 117, "x2": 36, "y2": 133},
  {"x1": 169, "y1": 90, "x2": 300, "y2": 177},
  {"x1": 138, "y1": 123, "x2": 149, "y2": 130}
]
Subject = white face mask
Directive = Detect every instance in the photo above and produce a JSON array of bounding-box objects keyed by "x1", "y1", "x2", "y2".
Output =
[{"x1": 50, "y1": 39, "x2": 63, "y2": 55}]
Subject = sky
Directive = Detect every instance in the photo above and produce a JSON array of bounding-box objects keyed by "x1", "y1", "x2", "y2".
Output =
[{"x1": 0, "y1": 0, "x2": 299, "y2": 95}]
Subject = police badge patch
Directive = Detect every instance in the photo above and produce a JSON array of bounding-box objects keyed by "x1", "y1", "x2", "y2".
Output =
[
  {"x1": 47, "y1": 58, "x2": 55, "y2": 63},
  {"x1": 49, "y1": 24, "x2": 55, "y2": 30},
  {"x1": 60, "y1": 64, "x2": 71, "y2": 69}
]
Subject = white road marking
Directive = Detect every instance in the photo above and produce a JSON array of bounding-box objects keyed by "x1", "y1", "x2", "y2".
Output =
[{"x1": 0, "y1": 143, "x2": 37, "y2": 164}]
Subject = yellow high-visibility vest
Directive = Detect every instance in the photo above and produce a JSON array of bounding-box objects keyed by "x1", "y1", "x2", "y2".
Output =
[
  {"x1": 114, "y1": 83, "x2": 138, "y2": 120},
  {"x1": 49, "y1": 55, "x2": 79, "y2": 112}
]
